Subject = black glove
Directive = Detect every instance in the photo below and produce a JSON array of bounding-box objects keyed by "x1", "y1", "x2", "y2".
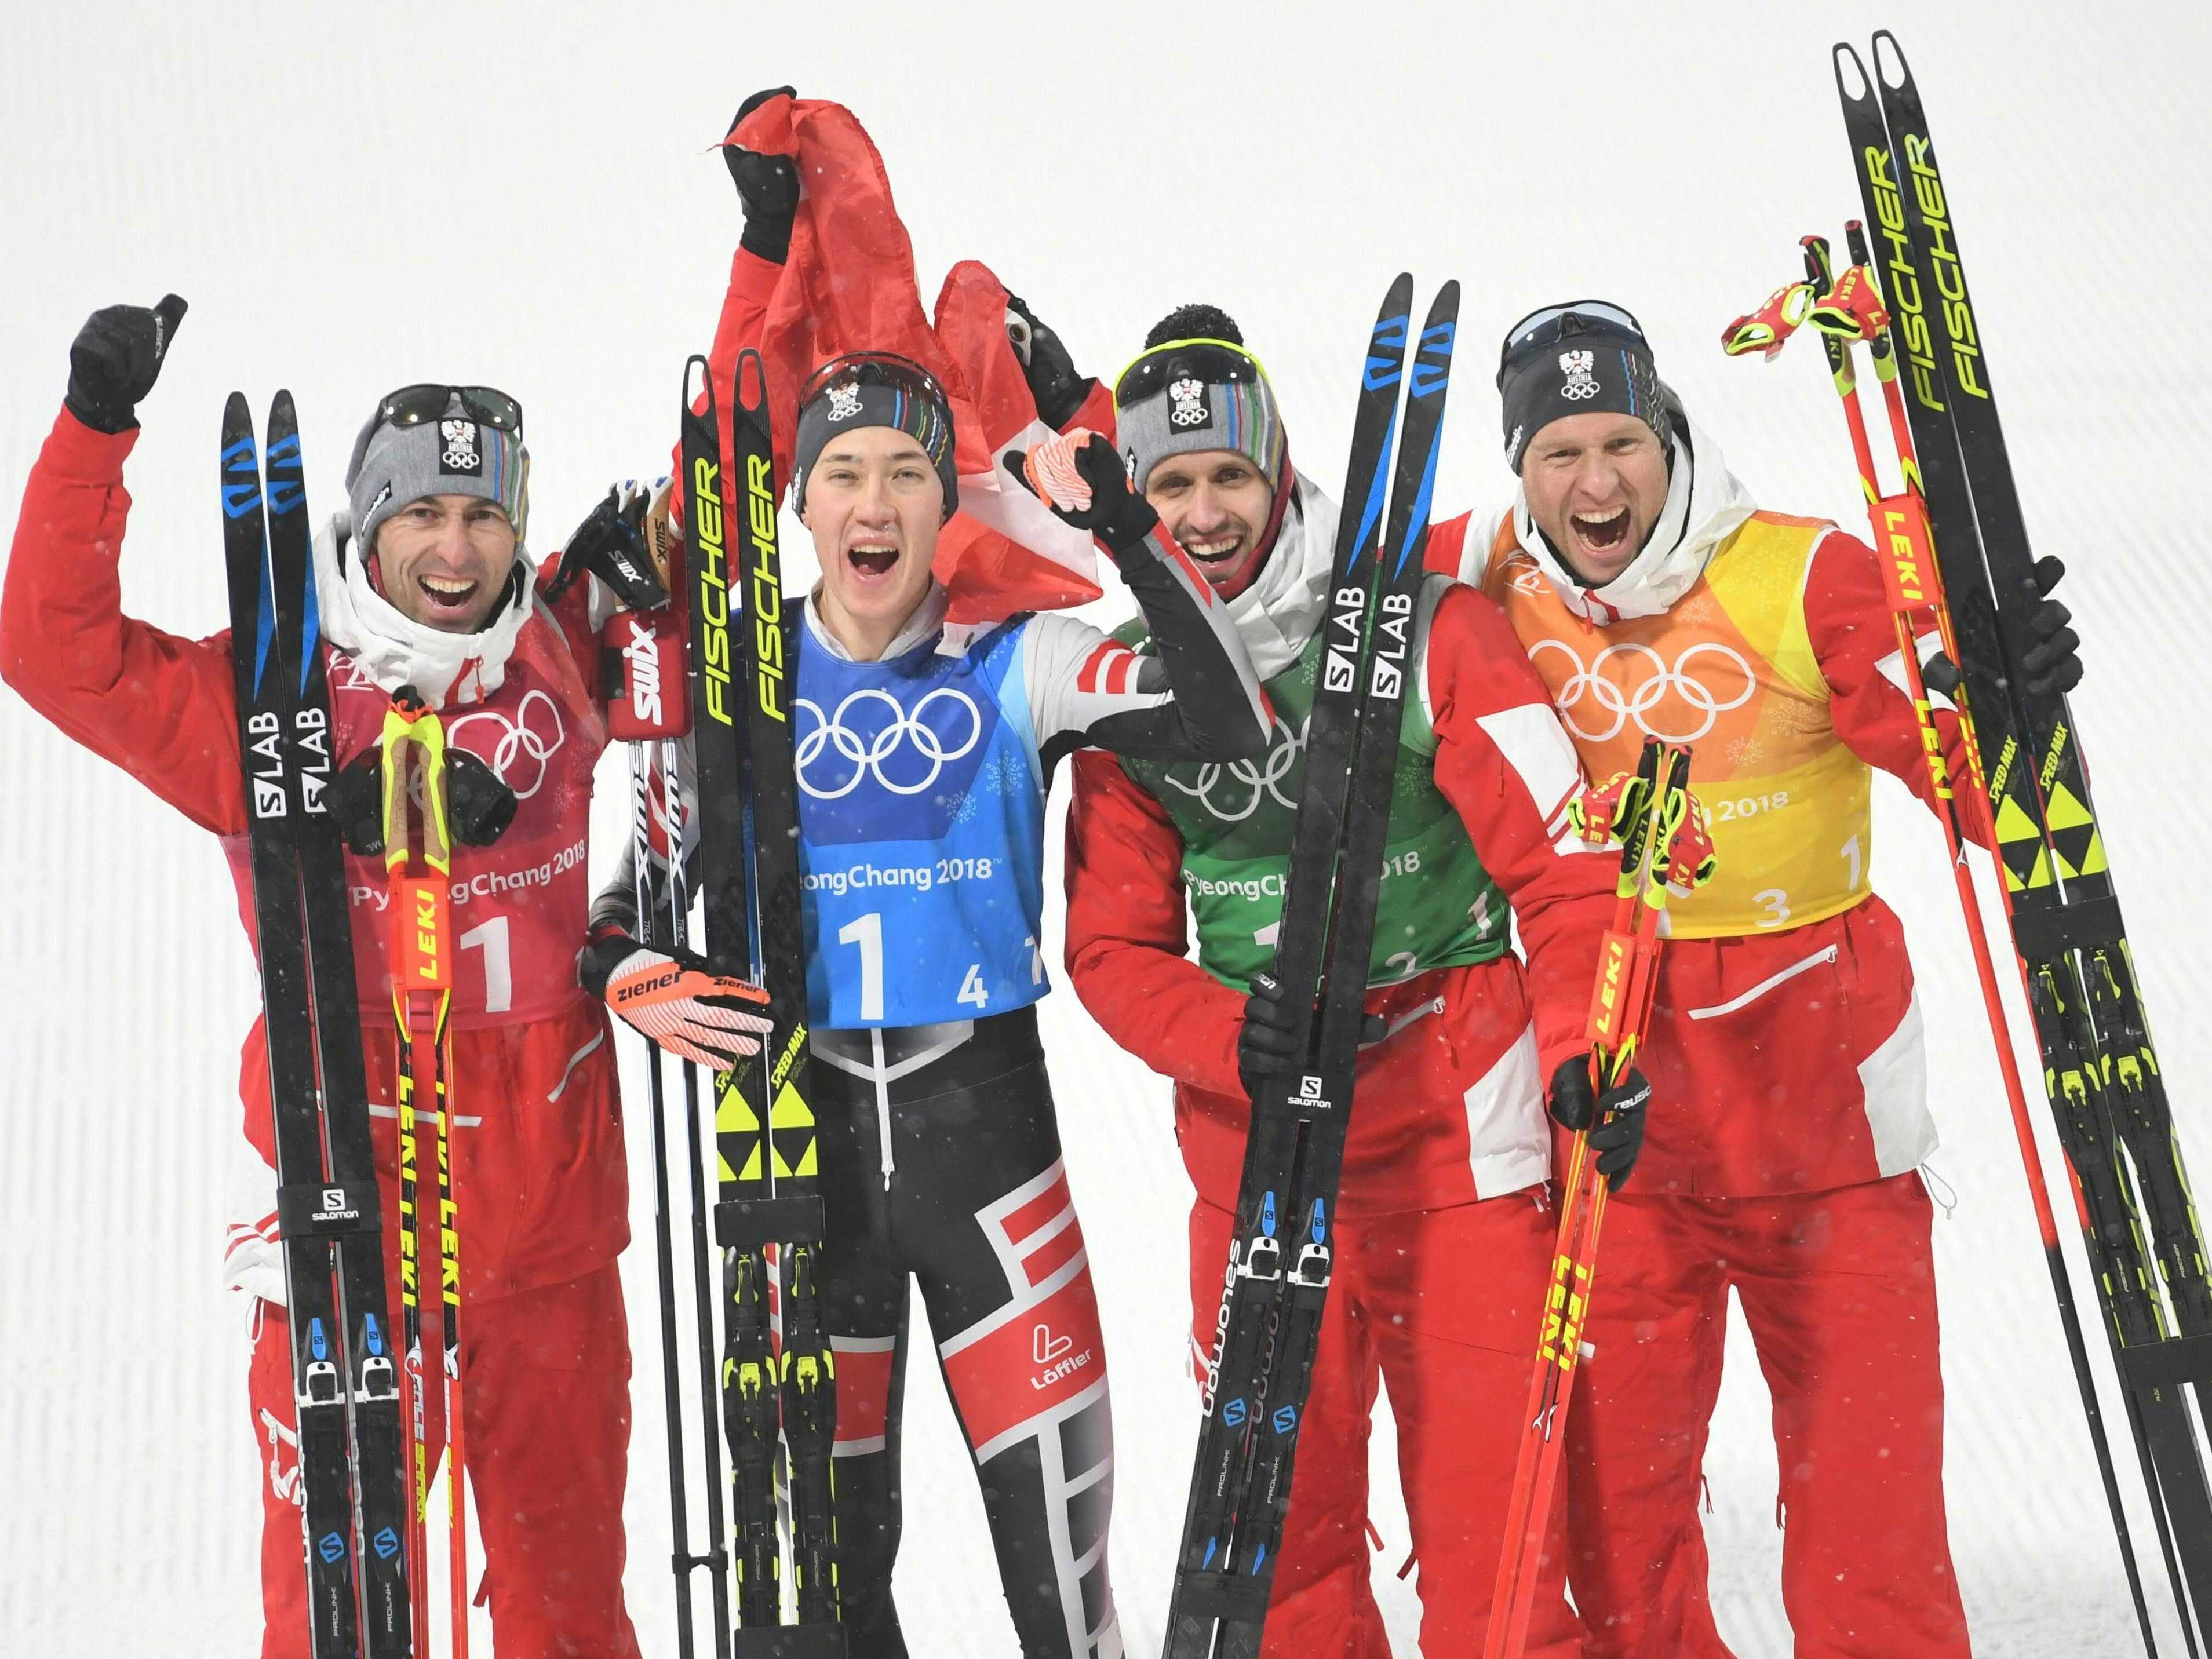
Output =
[
  {"x1": 1547, "y1": 1055, "x2": 1652, "y2": 1194},
  {"x1": 724, "y1": 86, "x2": 800, "y2": 264},
  {"x1": 2020, "y1": 554, "x2": 2082, "y2": 698},
  {"x1": 65, "y1": 294, "x2": 188, "y2": 433},
  {"x1": 1236, "y1": 971, "x2": 1388, "y2": 1107},
  {"x1": 1005, "y1": 431, "x2": 1158, "y2": 555},
  {"x1": 331, "y1": 743, "x2": 519, "y2": 857},
  {"x1": 1004, "y1": 292, "x2": 1095, "y2": 431},
  {"x1": 546, "y1": 480, "x2": 668, "y2": 609}
]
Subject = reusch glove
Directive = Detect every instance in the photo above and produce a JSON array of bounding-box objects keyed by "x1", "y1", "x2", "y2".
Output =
[
  {"x1": 545, "y1": 479, "x2": 669, "y2": 609},
  {"x1": 2021, "y1": 554, "x2": 2083, "y2": 697},
  {"x1": 1005, "y1": 430, "x2": 1158, "y2": 555},
  {"x1": 1236, "y1": 971, "x2": 1388, "y2": 1107},
  {"x1": 1548, "y1": 1055, "x2": 1653, "y2": 1194},
  {"x1": 1004, "y1": 292, "x2": 1095, "y2": 430},
  {"x1": 581, "y1": 934, "x2": 774, "y2": 1070},
  {"x1": 330, "y1": 744, "x2": 519, "y2": 858},
  {"x1": 66, "y1": 294, "x2": 188, "y2": 433},
  {"x1": 724, "y1": 86, "x2": 800, "y2": 264}
]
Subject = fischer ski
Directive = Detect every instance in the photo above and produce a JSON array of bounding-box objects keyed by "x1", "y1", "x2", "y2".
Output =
[
  {"x1": 1837, "y1": 32, "x2": 2212, "y2": 1652},
  {"x1": 682, "y1": 352, "x2": 846, "y2": 1656},
  {"x1": 1164, "y1": 274, "x2": 1457, "y2": 1659},
  {"x1": 222, "y1": 393, "x2": 412, "y2": 1659}
]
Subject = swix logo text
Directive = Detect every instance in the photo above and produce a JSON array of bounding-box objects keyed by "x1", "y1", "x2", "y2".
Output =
[{"x1": 622, "y1": 617, "x2": 663, "y2": 725}]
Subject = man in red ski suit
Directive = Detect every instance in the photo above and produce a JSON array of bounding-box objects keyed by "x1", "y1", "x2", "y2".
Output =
[
  {"x1": 1423, "y1": 300, "x2": 2078, "y2": 1658},
  {"x1": 1062, "y1": 304, "x2": 1636, "y2": 1658},
  {"x1": 2, "y1": 299, "x2": 771, "y2": 1658}
]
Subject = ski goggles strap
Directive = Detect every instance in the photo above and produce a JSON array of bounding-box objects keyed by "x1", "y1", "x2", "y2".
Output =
[
  {"x1": 1110, "y1": 337, "x2": 1273, "y2": 411},
  {"x1": 1497, "y1": 301, "x2": 1650, "y2": 379}
]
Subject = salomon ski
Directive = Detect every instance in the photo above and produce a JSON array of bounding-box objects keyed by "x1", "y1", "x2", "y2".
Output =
[
  {"x1": 1165, "y1": 275, "x2": 1457, "y2": 1659},
  {"x1": 223, "y1": 393, "x2": 412, "y2": 1659}
]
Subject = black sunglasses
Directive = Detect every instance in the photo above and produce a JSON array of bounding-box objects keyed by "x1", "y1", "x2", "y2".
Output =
[{"x1": 374, "y1": 384, "x2": 524, "y2": 439}]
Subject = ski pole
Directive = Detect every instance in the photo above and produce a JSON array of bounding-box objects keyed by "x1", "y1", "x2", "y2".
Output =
[
  {"x1": 384, "y1": 690, "x2": 469, "y2": 1658},
  {"x1": 659, "y1": 733, "x2": 735, "y2": 1659},
  {"x1": 1486, "y1": 738, "x2": 1707, "y2": 1659},
  {"x1": 629, "y1": 734, "x2": 701, "y2": 1659}
]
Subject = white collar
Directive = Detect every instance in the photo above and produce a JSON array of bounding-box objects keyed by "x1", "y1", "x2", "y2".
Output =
[
  {"x1": 311, "y1": 516, "x2": 536, "y2": 708},
  {"x1": 802, "y1": 580, "x2": 960, "y2": 662}
]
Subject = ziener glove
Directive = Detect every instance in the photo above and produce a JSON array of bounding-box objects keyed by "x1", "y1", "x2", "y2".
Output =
[
  {"x1": 67, "y1": 294, "x2": 188, "y2": 433},
  {"x1": 1547, "y1": 1055, "x2": 1652, "y2": 1194},
  {"x1": 723, "y1": 86, "x2": 800, "y2": 264},
  {"x1": 1005, "y1": 430, "x2": 1158, "y2": 555},
  {"x1": 582, "y1": 934, "x2": 774, "y2": 1070}
]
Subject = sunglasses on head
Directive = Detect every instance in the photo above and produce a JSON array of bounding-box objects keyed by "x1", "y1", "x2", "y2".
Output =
[
  {"x1": 1497, "y1": 302, "x2": 1649, "y2": 376},
  {"x1": 374, "y1": 384, "x2": 524, "y2": 439},
  {"x1": 1113, "y1": 338, "x2": 1272, "y2": 411}
]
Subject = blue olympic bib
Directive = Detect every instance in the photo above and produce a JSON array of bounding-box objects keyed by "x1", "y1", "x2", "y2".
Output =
[{"x1": 795, "y1": 614, "x2": 1049, "y2": 1029}]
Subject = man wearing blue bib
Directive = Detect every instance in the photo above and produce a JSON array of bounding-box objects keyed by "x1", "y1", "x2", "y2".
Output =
[{"x1": 596, "y1": 346, "x2": 1268, "y2": 1659}]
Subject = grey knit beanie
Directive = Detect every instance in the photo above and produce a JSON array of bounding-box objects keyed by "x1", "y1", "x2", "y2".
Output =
[{"x1": 345, "y1": 391, "x2": 530, "y2": 557}]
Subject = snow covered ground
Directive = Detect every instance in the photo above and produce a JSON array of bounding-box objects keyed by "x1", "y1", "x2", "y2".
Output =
[{"x1": 4, "y1": 2, "x2": 2210, "y2": 1653}]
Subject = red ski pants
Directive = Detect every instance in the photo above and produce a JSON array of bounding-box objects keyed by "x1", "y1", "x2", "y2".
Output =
[
  {"x1": 249, "y1": 1261, "x2": 642, "y2": 1659},
  {"x1": 1565, "y1": 1173, "x2": 1970, "y2": 1658},
  {"x1": 1188, "y1": 1191, "x2": 1582, "y2": 1659}
]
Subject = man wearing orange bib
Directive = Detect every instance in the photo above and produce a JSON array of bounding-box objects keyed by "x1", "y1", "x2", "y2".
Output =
[{"x1": 1427, "y1": 301, "x2": 2069, "y2": 1658}]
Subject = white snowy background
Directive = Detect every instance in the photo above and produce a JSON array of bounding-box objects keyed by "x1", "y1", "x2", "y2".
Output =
[{"x1": 4, "y1": 2, "x2": 2209, "y2": 1653}]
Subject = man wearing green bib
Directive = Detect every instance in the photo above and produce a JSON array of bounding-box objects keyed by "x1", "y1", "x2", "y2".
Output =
[{"x1": 1064, "y1": 305, "x2": 1630, "y2": 1658}]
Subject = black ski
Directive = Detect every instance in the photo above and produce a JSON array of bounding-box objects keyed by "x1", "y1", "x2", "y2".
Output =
[
  {"x1": 223, "y1": 393, "x2": 411, "y2": 1659},
  {"x1": 1839, "y1": 34, "x2": 2212, "y2": 1651},
  {"x1": 682, "y1": 353, "x2": 845, "y2": 1656},
  {"x1": 1166, "y1": 275, "x2": 1459, "y2": 1659}
]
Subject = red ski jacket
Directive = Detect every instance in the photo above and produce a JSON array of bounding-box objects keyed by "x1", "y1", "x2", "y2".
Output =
[{"x1": 2, "y1": 406, "x2": 628, "y2": 1300}]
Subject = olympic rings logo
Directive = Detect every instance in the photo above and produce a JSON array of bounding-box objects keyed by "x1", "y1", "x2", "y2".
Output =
[
  {"x1": 1529, "y1": 639, "x2": 1756, "y2": 744},
  {"x1": 447, "y1": 689, "x2": 567, "y2": 798},
  {"x1": 1165, "y1": 713, "x2": 1306, "y2": 822},
  {"x1": 794, "y1": 686, "x2": 984, "y2": 799}
]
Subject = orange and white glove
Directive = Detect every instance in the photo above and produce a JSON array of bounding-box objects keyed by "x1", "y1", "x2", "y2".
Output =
[{"x1": 582, "y1": 933, "x2": 774, "y2": 1070}]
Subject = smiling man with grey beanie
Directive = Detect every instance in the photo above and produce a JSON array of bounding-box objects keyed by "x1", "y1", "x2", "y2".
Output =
[{"x1": 0, "y1": 306, "x2": 797, "y2": 1657}]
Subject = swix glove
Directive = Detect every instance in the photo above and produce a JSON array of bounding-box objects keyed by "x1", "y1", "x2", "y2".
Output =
[
  {"x1": 1005, "y1": 429, "x2": 1158, "y2": 555},
  {"x1": 331, "y1": 744, "x2": 518, "y2": 858},
  {"x1": 67, "y1": 294, "x2": 188, "y2": 433},
  {"x1": 724, "y1": 86, "x2": 800, "y2": 263},
  {"x1": 582, "y1": 934, "x2": 774, "y2": 1070},
  {"x1": 546, "y1": 479, "x2": 669, "y2": 609},
  {"x1": 1548, "y1": 1056, "x2": 1652, "y2": 1194}
]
